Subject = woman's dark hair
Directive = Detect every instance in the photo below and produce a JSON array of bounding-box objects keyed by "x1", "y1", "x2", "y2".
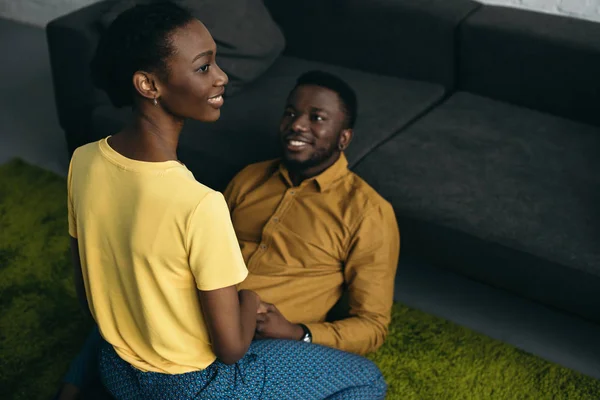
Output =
[
  {"x1": 294, "y1": 70, "x2": 358, "y2": 129},
  {"x1": 90, "y1": 1, "x2": 195, "y2": 108}
]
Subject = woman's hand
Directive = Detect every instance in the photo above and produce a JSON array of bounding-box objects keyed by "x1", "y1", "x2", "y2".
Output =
[
  {"x1": 257, "y1": 300, "x2": 269, "y2": 314},
  {"x1": 255, "y1": 302, "x2": 304, "y2": 341}
]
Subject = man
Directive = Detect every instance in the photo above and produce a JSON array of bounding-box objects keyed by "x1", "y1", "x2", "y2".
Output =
[
  {"x1": 225, "y1": 70, "x2": 400, "y2": 355},
  {"x1": 56, "y1": 70, "x2": 400, "y2": 399}
]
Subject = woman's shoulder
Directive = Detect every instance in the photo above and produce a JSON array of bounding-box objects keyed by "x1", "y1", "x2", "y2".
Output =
[
  {"x1": 178, "y1": 171, "x2": 243, "y2": 213},
  {"x1": 170, "y1": 171, "x2": 218, "y2": 205},
  {"x1": 185, "y1": 179, "x2": 217, "y2": 201},
  {"x1": 71, "y1": 140, "x2": 101, "y2": 163}
]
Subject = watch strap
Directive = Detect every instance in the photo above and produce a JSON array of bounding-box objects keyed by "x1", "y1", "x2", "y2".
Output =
[{"x1": 299, "y1": 324, "x2": 312, "y2": 343}]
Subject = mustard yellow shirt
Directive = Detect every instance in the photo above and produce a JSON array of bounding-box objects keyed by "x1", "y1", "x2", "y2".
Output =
[
  {"x1": 67, "y1": 138, "x2": 248, "y2": 374},
  {"x1": 225, "y1": 154, "x2": 400, "y2": 355}
]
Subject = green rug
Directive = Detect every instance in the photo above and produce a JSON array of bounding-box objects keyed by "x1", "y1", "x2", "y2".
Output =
[{"x1": 1, "y1": 158, "x2": 599, "y2": 400}]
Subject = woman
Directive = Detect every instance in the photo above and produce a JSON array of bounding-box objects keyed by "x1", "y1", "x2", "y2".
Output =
[{"x1": 61, "y1": 2, "x2": 387, "y2": 399}]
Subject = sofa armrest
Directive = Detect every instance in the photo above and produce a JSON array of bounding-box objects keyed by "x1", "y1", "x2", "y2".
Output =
[
  {"x1": 46, "y1": 0, "x2": 116, "y2": 154},
  {"x1": 265, "y1": 0, "x2": 480, "y2": 90},
  {"x1": 458, "y1": 5, "x2": 600, "y2": 126}
]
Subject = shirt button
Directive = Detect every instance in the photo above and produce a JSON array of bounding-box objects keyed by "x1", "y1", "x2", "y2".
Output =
[
  {"x1": 260, "y1": 244, "x2": 268, "y2": 250},
  {"x1": 290, "y1": 190, "x2": 296, "y2": 195},
  {"x1": 273, "y1": 217, "x2": 279, "y2": 223}
]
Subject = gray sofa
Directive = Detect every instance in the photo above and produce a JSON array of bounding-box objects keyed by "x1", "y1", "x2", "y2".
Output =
[{"x1": 47, "y1": 0, "x2": 600, "y2": 329}]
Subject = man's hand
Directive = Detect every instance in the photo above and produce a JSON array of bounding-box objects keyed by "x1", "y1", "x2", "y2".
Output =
[{"x1": 255, "y1": 302, "x2": 304, "y2": 341}]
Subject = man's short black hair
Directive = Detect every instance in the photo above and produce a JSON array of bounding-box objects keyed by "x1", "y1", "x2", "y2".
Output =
[
  {"x1": 294, "y1": 71, "x2": 358, "y2": 129},
  {"x1": 90, "y1": 1, "x2": 195, "y2": 108}
]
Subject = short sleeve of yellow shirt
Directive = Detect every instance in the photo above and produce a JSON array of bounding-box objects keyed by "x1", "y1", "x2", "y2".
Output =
[
  {"x1": 188, "y1": 191, "x2": 249, "y2": 291},
  {"x1": 69, "y1": 138, "x2": 248, "y2": 374}
]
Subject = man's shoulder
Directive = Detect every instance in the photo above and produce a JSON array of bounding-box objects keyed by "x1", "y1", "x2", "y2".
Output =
[
  {"x1": 342, "y1": 172, "x2": 399, "y2": 241},
  {"x1": 344, "y1": 171, "x2": 394, "y2": 213}
]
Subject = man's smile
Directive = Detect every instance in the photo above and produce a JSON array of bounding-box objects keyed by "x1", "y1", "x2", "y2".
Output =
[{"x1": 283, "y1": 135, "x2": 312, "y2": 151}]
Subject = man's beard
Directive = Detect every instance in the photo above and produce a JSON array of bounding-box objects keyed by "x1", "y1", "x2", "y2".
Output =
[{"x1": 283, "y1": 145, "x2": 338, "y2": 172}]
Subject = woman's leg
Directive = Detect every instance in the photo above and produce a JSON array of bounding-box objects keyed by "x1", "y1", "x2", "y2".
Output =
[
  {"x1": 99, "y1": 341, "x2": 239, "y2": 400},
  {"x1": 64, "y1": 325, "x2": 102, "y2": 387},
  {"x1": 98, "y1": 342, "x2": 143, "y2": 400},
  {"x1": 246, "y1": 339, "x2": 387, "y2": 400},
  {"x1": 56, "y1": 325, "x2": 103, "y2": 400},
  {"x1": 98, "y1": 339, "x2": 385, "y2": 400}
]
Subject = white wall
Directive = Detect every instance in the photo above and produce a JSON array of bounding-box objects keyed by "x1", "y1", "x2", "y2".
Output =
[
  {"x1": 479, "y1": 0, "x2": 600, "y2": 22},
  {"x1": 1, "y1": 0, "x2": 600, "y2": 27}
]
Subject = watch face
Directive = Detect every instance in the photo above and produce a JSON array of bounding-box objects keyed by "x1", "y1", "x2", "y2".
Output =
[{"x1": 300, "y1": 324, "x2": 312, "y2": 343}]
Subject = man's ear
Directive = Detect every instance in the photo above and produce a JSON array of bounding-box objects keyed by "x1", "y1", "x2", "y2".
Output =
[
  {"x1": 339, "y1": 129, "x2": 353, "y2": 151},
  {"x1": 132, "y1": 71, "x2": 159, "y2": 101}
]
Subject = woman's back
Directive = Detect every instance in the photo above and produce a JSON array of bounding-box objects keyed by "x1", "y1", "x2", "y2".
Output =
[{"x1": 68, "y1": 138, "x2": 247, "y2": 374}]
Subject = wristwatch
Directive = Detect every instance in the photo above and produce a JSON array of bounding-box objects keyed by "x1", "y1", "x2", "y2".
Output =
[{"x1": 299, "y1": 324, "x2": 312, "y2": 343}]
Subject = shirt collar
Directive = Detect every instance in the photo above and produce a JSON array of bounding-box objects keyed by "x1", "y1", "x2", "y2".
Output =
[{"x1": 276, "y1": 153, "x2": 349, "y2": 192}]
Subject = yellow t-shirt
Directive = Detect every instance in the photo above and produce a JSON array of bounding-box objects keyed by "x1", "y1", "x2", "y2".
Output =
[{"x1": 67, "y1": 137, "x2": 248, "y2": 374}]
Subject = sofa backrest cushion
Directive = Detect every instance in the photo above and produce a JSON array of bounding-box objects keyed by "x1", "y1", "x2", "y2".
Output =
[
  {"x1": 459, "y1": 5, "x2": 600, "y2": 127},
  {"x1": 46, "y1": 0, "x2": 117, "y2": 152},
  {"x1": 264, "y1": 0, "x2": 480, "y2": 90}
]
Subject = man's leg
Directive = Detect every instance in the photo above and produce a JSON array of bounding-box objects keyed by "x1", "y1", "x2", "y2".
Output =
[
  {"x1": 56, "y1": 325, "x2": 103, "y2": 400},
  {"x1": 247, "y1": 339, "x2": 387, "y2": 400}
]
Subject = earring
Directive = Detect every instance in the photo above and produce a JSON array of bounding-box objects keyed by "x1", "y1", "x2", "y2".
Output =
[
  {"x1": 153, "y1": 97, "x2": 158, "y2": 106},
  {"x1": 338, "y1": 143, "x2": 345, "y2": 151}
]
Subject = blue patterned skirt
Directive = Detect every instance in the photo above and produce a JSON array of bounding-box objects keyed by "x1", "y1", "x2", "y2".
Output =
[{"x1": 99, "y1": 338, "x2": 386, "y2": 400}]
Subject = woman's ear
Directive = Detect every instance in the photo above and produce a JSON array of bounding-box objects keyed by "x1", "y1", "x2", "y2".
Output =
[{"x1": 132, "y1": 71, "x2": 159, "y2": 101}]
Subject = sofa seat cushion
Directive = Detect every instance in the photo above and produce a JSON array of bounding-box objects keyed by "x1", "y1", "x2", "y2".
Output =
[
  {"x1": 92, "y1": 56, "x2": 444, "y2": 191},
  {"x1": 354, "y1": 92, "x2": 600, "y2": 321}
]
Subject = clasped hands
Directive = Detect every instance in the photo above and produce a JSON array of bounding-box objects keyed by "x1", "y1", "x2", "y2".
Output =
[{"x1": 254, "y1": 300, "x2": 304, "y2": 341}]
